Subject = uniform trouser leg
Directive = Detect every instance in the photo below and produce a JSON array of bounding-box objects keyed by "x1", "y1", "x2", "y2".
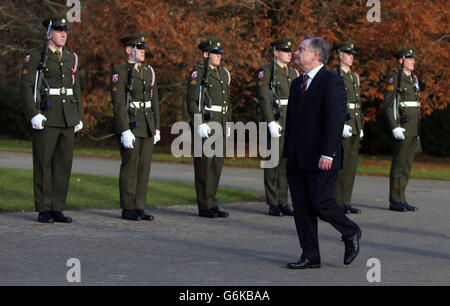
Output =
[
  {"x1": 389, "y1": 136, "x2": 418, "y2": 203},
  {"x1": 288, "y1": 170, "x2": 360, "y2": 261},
  {"x1": 264, "y1": 136, "x2": 288, "y2": 206},
  {"x1": 32, "y1": 126, "x2": 74, "y2": 212},
  {"x1": 135, "y1": 137, "x2": 153, "y2": 209},
  {"x1": 119, "y1": 136, "x2": 154, "y2": 210},
  {"x1": 194, "y1": 155, "x2": 224, "y2": 210},
  {"x1": 334, "y1": 135, "x2": 360, "y2": 206}
]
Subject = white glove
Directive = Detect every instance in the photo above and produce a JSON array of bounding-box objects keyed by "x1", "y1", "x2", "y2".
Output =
[
  {"x1": 360, "y1": 129, "x2": 364, "y2": 138},
  {"x1": 392, "y1": 127, "x2": 406, "y2": 140},
  {"x1": 226, "y1": 127, "x2": 231, "y2": 138},
  {"x1": 154, "y1": 130, "x2": 161, "y2": 144},
  {"x1": 268, "y1": 121, "x2": 282, "y2": 138},
  {"x1": 74, "y1": 121, "x2": 83, "y2": 134},
  {"x1": 197, "y1": 123, "x2": 211, "y2": 138},
  {"x1": 31, "y1": 113, "x2": 46, "y2": 130},
  {"x1": 121, "y1": 129, "x2": 135, "y2": 149},
  {"x1": 342, "y1": 124, "x2": 353, "y2": 138}
]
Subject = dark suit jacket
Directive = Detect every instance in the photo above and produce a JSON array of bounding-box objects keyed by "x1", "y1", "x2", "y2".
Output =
[{"x1": 284, "y1": 66, "x2": 347, "y2": 172}]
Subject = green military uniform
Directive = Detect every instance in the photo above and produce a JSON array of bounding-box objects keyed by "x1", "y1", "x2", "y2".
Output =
[
  {"x1": 333, "y1": 41, "x2": 363, "y2": 214},
  {"x1": 20, "y1": 15, "x2": 82, "y2": 221},
  {"x1": 110, "y1": 33, "x2": 160, "y2": 219},
  {"x1": 383, "y1": 47, "x2": 420, "y2": 212},
  {"x1": 185, "y1": 39, "x2": 232, "y2": 217},
  {"x1": 256, "y1": 38, "x2": 299, "y2": 216}
]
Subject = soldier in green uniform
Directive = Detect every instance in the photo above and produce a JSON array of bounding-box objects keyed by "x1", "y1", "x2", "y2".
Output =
[
  {"x1": 383, "y1": 47, "x2": 420, "y2": 212},
  {"x1": 110, "y1": 33, "x2": 160, "y2": 221},
  {"x1": 20, "y1": 15, "x2": 83, "y2": 223},
  {"x1": 256, "y1": 38, "x2": 298, "y2": 217},
  {"x1": 333, "y1": 41, "x2": 363, "y2": 214},
  {"x1": 185, "y1": 39, "x2": 231, "y2": 218}
]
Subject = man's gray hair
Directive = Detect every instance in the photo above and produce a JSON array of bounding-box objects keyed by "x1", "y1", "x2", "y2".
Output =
[{"x1": 303, "y1": 35, "x2": 330, "y2": 64}]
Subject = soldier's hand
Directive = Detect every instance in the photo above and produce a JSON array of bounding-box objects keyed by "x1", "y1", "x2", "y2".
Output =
[
  {"x1": 154, "y1": 129, "x2": 161, "y2": 144},
  {"x1": 74, "y1": 121, "x2": 83, "y2": 134},
  {"x1": 121, "y1": 129, "x2": 135, "y2": 149},
  {"x1": 342, "y1": 124, "x2": 352, "y2": 138},
  {"x1": 268, "y1": 121, "x2": 282, "y2": 138},
  {"x1": 392, "y1": 127, "x2": 406, "y2": 140},
  {"x1": 31, "y1": 113, "x2": 46, "y2": 130},
  {"x1": 197, "y1": 123, "x2": 211, "y2": 138}
]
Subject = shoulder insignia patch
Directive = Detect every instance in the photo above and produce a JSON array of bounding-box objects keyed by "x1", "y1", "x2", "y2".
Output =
[
  {"x1": 22, "y1": 69, "x2": 28, "y2": 74},
  {"x1": 191, "y1": 71, "x2": 198, "y2": 79},
  {"x1": 387, "y1": 85, "x2": 394, "y2": 91},
  {"x1": 258, "y1": 70, "x2": 264, "y2": 79},
  {"x1": 112, "y1": 74, "x2": 119, "y2": 83},
  {"x1": 191, "y1": 79, "x2": 197, "y2": 85},
  {"x1": 388, "y1": 77, "x2": 393, "y2": 84},
  {"x1": 24, "y1": 55, "x2": 31, "y2": 63}
]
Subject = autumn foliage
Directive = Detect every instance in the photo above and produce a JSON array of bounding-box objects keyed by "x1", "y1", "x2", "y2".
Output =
[{"x1": 0, "y1": 0, "x2": 449, "y2": 138}]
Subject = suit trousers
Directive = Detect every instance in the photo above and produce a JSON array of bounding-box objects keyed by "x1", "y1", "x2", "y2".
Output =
[
  {"x1": 389, "y1": 136, "x2": 418, "y2": 203},
  {"x1": 119, "y1": 136, "x2": 154, "y2": 210},
  {"x1": 334, "y1": 134, "x2": 360, "y2": 206},
  {"x1": 32, "y1": 126, "x2": 75, "y2": 212},
  {"x1": 287, "y1": 170, "x2": 360, "y2": 261}
]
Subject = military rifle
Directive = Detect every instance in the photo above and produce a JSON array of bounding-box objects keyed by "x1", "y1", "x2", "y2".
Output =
[
  {"x1": 396, "y1": 55, "x2": 408, "y2": 124},
  {"x1": 34, "y1": 20, "x2": 52, "y2": 110},
  {"x1": 199, "y1": 40, "x2": 213, "y2": 121},
  {"x1": 126, "y1": 45, "x2": 138, "y2": 129},
  {"x1": 269, "y1": 46, "x2": 282, "y2": 120}
]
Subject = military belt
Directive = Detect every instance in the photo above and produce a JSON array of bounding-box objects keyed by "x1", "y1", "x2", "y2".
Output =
[
  {"x1": 49, "y1": 88, "x2": 73, "y2": 95},
  {"x1": 130, "y1": 101, "x2": 152, "y2": 109},
  {"x1": 205, "y1": 105, "x2": 228, "y2": 113},
  {"x1": 402, "y1": 101, "x2": 420, "y2": 107},
  {"x1": 348, "y1": 103, "x2": 360, "y2": 110},
  {"x1": 276, "y1": 99, "x2": 289, "y2": 106}
]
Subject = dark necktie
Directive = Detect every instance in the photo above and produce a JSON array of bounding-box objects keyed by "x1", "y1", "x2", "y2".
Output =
[
  {"x1": 300, "y1": 74, "x2": 309, "y2": 95},
  {"x1": 55, "y1": 50, "x2": 62, "y2": 61}
]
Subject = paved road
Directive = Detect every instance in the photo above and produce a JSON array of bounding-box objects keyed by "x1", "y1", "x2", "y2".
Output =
[{"x1": 0, "y1": 151, "x2": 449, "y2": 286}]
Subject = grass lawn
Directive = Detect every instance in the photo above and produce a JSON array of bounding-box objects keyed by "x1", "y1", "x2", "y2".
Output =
[
  {"x1": 1, "y1": 135, "x2": 449, "y2": 180},
  {"x1": 0, "y1": 168, "x2": 260, "y2": 213}
]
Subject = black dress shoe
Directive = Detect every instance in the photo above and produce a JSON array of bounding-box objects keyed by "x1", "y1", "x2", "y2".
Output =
[
  {"x1": 287, "y1": 258, "x2": 321, "y2": 269},
  {"x1": 343, "y1": 230, "x2": 361, "y2": 265},
  {"x1": 268, "y1": 205, "x2": 283, "y2": 216},
  {"x1": 50, "y1": 211, "x2": 73, "y2": 223},
  {"x1": 279, "y1": 205, "x2": 294, "y2": 216},
  {"x1": 199, "y1": 208, "x2": 219, "y2": 218},
  {"x1": 38, "y1": 211, "x2": 54, "y2": 223},
  {"x1": 402, "y1": 201, "x2": 418, "y2": 212},
  {"x1": 135, "y1": 209, "x2": 155, "y2": 221},
  {"x1": 344, "y1": 205, "x2": 361, "y2": 214},
  {"x1": 122, "y1": 209, "x2": 141, "y2": 221},
  {"x1": 213, "y1": 206, "x2": 229, "y2": 218},
  {"x1": 389, "y1": 202, "x2": 407, "y2": 212}
]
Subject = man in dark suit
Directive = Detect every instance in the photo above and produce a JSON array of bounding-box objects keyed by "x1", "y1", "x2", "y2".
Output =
[{"x1": 284, "y1": 36, "x2": 361, "y2": 269}]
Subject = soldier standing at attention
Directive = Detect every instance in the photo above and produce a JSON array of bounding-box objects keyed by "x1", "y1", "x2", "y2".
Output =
[
  {"x1": 333, "y1": 41, "x2": 363, "y2": 215},
  {"x1": 185, "y1": 39, "x2": 232, "y2": 218},
  {"x1": 20, "y1": 15, "x2": 83, "y2": 223},
  {"x1": 256, "y1": 39, "x2": 298, "y2": 217},
  {"x1": 111, "y1": 33, "x2": 160, "y2": 221},
  {"x1": 383, "y1": 47, "x2": 420, "y2": 212}
]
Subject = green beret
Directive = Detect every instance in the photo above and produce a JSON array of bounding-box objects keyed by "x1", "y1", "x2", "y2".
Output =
[
  {"x1": 42, "y1": 14, "x2": 70, "y2": 30},
  {"x1": 270, "y1": 38, "x2": 294, "y2": 52},
  {"x1": 120, "y1": 33, "x2": 148, "y2": 48},
  {"x1": 198, "y1": 39, "x2": 224, "y2": 54},
  {"x1": 335, "y1": 41, "x2": 357, "y2": 55},
  {"x1": 394, "y1": 46, "x2": 416, "y2": 58}
]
